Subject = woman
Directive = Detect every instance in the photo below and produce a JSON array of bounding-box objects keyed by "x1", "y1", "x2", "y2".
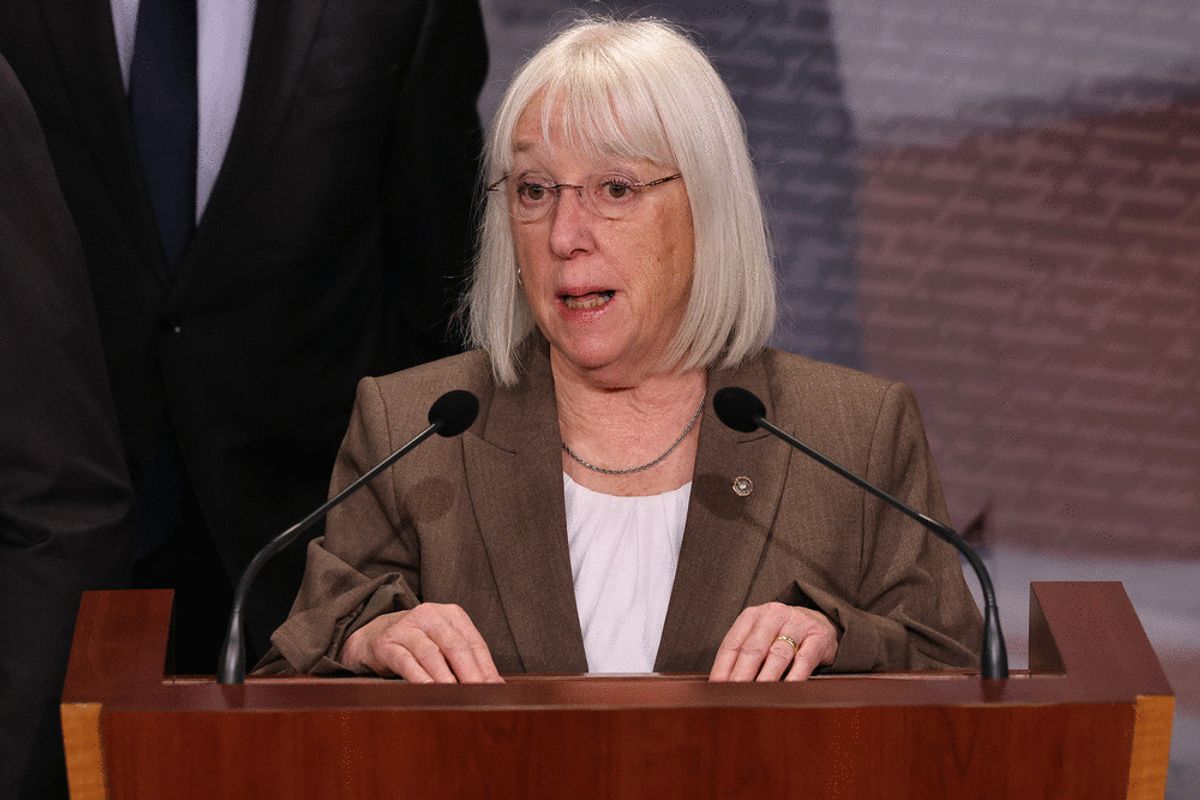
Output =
[{"x1": 258, "y1": 17, "x2": 981, "y2": 683}]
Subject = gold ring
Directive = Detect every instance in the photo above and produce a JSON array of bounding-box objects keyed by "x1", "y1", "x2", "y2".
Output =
[{"x1": 775, "y1": 634, "x2": 799, "y2": 654}]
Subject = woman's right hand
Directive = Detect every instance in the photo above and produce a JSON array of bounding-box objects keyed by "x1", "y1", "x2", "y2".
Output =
[{"x1": 339, "y1": 603, "x2": 504, "y2": 683}]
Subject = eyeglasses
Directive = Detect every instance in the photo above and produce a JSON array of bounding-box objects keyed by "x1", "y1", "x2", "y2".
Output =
[{"x1": 486, "y1": 171, "x2": 683, "y2": 221}]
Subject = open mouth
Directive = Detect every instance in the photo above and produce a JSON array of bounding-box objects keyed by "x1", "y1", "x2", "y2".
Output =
[{"x1": 560, "y1": 290, "x2": 616, "y2": 310}]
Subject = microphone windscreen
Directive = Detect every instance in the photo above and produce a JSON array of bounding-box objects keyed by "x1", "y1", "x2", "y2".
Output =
[
  {"x1": 428, "y1": 390, "x2": 479, "y2": 437},
  {"x1": 713, "y1": 387, "x2": 766, "y2": 432}
]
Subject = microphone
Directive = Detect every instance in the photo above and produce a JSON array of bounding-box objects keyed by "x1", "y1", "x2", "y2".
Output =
[
  {"x1": 713, "y1": 386, "x2": 1008, "y2": 680},
  {"x1": 217, "y1": 389, "x2": 479, "y2": 684}
]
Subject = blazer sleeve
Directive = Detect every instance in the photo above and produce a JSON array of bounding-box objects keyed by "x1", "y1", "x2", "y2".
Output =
[
  {"x1": 805, "y1": 382, "x2": 983, "y2": 673},
  {"x1": 257, "y1": 377, "x2": 423, "y2": 674}
]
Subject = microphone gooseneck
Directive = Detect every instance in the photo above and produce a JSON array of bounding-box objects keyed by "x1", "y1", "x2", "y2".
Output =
[
  {"x1": 217, "y1": 389, "x2": 480, "y2": 685},
  {"x1": 712, "y1": 386, "x2": 1008, "y2": 680}
]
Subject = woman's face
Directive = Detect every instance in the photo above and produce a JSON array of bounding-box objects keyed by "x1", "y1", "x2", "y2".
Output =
[{"x1": 509, "y1": 98, "x2": 695, "y2": 387}]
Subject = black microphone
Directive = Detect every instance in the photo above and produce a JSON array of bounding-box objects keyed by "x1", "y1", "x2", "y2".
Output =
[
  {"x1": 713, "y1": 386, "x2": 1008, "y2": 680},
  {"x1": 217, "y1": 389, "x2": 479, "y2": 684}
]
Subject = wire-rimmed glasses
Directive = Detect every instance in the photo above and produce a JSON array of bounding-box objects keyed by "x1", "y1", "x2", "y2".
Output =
[{"x1": 486, "y1": 171, "x2": 683, "y2": 221}]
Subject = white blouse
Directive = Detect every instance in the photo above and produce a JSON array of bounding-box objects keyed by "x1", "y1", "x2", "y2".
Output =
[{"x1": 563, "y1": 473, "x2": 691, "y2": 673}]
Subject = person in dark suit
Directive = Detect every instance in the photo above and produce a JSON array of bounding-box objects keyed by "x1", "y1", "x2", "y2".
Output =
[
  {"x1": 0, "y1": 0, "x2": 488, "y2": 670},
  {"x1": 0, "y1": 53, "x2": 135, "y2": 800}
]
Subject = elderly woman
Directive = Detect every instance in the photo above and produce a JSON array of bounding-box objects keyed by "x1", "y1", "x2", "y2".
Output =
[{"x1": 258, "y1": 17, "x2": 981, "y2": 682}]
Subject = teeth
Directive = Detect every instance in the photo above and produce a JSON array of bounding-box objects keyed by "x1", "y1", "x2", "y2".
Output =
[{"x1": 562, "y1": 291, "x2": 614, "y2": 310}]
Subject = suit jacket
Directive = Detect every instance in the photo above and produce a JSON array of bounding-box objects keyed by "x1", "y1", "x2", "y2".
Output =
[
  {"x1": 260, "y1": 346, "x2": 982, "y2": 675},
  {"x1": 0, "y1": 54, "x2": 134, "y2": 800},
  {"x1": 0, "y1": 0, "x2": 487, "y2": 645}
]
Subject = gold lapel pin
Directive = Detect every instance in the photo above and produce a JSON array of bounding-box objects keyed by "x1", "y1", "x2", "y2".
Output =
[{"x1": 732, "y1": 476, "x2": 753, "y2": 497}]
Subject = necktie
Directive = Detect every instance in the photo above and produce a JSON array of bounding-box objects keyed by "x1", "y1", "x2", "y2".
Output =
[{"x1": 128, "y1": 0, "x2": 198, "y2": 272}]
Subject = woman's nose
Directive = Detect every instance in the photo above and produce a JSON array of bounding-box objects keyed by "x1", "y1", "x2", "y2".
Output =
[{"x1": 547, "y1": 186, "x2": 595, "y2": 259}]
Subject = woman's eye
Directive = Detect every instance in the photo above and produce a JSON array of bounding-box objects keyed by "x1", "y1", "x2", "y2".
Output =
[
  {"x1": 602, "y1": 180, "x2": 632, "y2": 200},
  {"x1": 517, "y1": 182, "x2": 548, "y2": 202}
]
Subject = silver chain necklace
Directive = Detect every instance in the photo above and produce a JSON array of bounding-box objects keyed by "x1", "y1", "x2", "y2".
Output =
[{"x1": 561, "y1": 398, "x2": 705, "y2": 476}]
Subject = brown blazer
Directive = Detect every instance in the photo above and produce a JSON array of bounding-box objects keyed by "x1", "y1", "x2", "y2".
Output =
[{"x1": 258, "y1": 346, "x2": 982, "y2": 675}]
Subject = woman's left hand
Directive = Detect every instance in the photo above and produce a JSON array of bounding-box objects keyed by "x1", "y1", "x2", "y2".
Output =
[{"x1": 708, "y1": 601, "x2": 839, "y2": 682}]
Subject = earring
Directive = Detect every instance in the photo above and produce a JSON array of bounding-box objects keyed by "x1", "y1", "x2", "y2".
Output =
[{"x1": 516, "y1": 267, "x2": 523, "y2": 287}]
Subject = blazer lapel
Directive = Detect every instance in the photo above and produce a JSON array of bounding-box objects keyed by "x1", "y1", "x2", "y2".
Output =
[
  {"x1": 39, "y1": 0, "x2": 167, "y2": 284},
  {"x1": 463, "y1": 351, "x2": 588, "y2": 673},
  {"x1": 655, "y1": 356, "x2": 793, "y2": 671},
  {"x1": 181, "y1": 0, "x2": 327, "y2": 276}
]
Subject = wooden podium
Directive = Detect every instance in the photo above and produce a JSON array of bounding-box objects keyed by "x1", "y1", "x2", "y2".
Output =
[{"x1": 61, "y1": 582, "x2": 1173, "y2": 799}]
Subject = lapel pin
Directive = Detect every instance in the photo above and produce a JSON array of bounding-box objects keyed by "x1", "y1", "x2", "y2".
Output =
[{"x1": 732, "y1": 476, "x2": 753, "y2": 497}]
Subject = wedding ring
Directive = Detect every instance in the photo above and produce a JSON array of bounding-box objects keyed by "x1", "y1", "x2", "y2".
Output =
[{"x1": 775, "y1": 634, "x2": 799, "y2": 654}]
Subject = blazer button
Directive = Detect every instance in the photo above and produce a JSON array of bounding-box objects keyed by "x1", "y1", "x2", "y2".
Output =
[{"x1": 159, "y1": 317, "x2": 182, "y2": 335}]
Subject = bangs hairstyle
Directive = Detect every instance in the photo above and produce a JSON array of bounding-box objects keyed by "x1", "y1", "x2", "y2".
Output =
[{"x1": 466, "y1": 16, "x2": 776, "y2": 386}]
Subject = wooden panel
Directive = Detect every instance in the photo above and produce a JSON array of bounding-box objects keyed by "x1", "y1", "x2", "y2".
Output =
[
  {"x1": 62, "y1": 589, "x2": 171, "y2": 702},
  {"x1": 102, "y1": 703, "x2": 1134, "y2": 800},
  {"x1": 1126, "y1": 695, "x2": 1174, "y2": 800},
  {"x1": 60, "y1": 584, "x2": 1174, "y2": 800},
  {"x1": 1030, "y1": 582, "x2": 1172, "y2": 695},
  {"x1": 1028, "y1": 587, "x2": 1064, "y2": 674},
  {"x1": 61, "y1": 702, "x2": 105, "y2": 800}
]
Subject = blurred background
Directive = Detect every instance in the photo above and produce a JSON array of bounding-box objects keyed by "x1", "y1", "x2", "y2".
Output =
[{"x1": 480, "y1": 1, "x2": 1198, "y2": 794}]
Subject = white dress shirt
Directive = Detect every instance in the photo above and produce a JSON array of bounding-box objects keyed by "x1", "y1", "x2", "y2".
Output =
[
  {"x1": 563, "y1": 473, "x2": 691, "y2": 673},
  {"x1": 110, "y1": 0, "x2": 257, "y2": 221}
]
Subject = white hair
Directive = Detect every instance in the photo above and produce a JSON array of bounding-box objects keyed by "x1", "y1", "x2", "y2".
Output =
[{"x1": 465, "y1": 16, "x2": 776, "y2": 386}]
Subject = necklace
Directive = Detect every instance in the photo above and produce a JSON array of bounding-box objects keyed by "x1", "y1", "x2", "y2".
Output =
[{"x1": 561, "y1": 398, "x2": 705, "y2": 476}]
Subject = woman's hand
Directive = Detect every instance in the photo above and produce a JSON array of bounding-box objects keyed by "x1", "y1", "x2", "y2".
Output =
[
  {"x1": 339, "y1": 603, "x2": 504, "y2": 683},
  {"x1": 709, "y1": 602, "x2": 838, "y2": 682}
]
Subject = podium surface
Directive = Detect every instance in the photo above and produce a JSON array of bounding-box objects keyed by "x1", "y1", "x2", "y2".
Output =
[{"x1": 61, "y1": 582, "x2": 1173, "y2": 799}]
